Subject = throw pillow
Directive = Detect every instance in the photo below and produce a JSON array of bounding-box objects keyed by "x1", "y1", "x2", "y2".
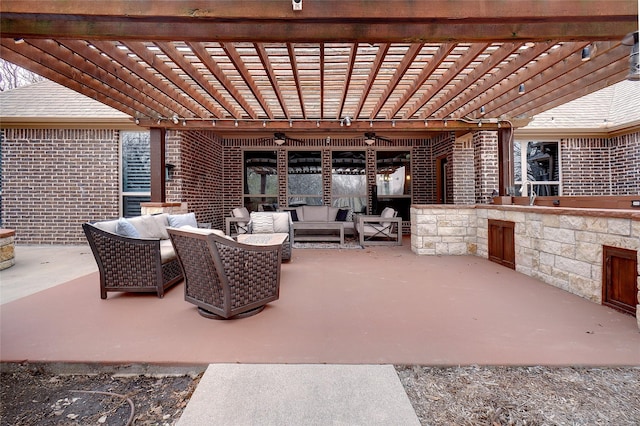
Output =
[
  {"x1": 116, "y1": 218, "x2": 140, "y2": 238},
  {"x1": 128, "y1": 214, "x2": 166, "y2": 239},
  {"x1": 289, "y1": 209, "x2": 299, "y2": 222},
  {"x1": 336, "y1": 208, "x2": 349, "y2": 221},
  {"x1": 250, "y1": 213, "x2": 275, "y2": 234},
  {"x1": 168, "y1": 212, "x2": 198, "y2": 228},
  {"x1": 152, "y1": 213, "x2": 170, "y2": 239}
]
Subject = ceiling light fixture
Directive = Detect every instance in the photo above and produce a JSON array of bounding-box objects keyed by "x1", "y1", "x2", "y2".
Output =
[
  {"x1": 289, "y1": 120, "x2": 293, "y2": 128},
  {"x1": 182, "y1": 119, "x2": 187, "y2": 126},
  {"x1": 480, "y1": 106, "x2": 485, "y2": 114},
  {"x1": 364, "y1": 132, "x2": 376, "y2": 145},
  {"x1": 274, "y1": 133, "x2": 286, "y2": 145},
  {"x1": 369, "y1": 121, "x2": 374, "y2": 128},
  {"x1": 316, "y1": 120, "x2": 320, "y2": 127},
  {"x1": 518, "y1": 83, "x2": 526, "y2": 95},
  {"x1": 478, "y1": 121, "x2": 483, "y2": 127},
  {"x1": 172, "y1": 115, "x2": 179, "y2": 125},
  {"x1": 212, "y1": 119, "x2": 216, "y2": 127},
  {"x1": 134, "y1": 118, "x2": 140, "y2": 125},
  {"x1": 263, "y1": 120, "x2": 267, "y2": 127},
  {"x1": 424, "y1": 119, "x2": 428, "y2": 127},
  {"x1": 234, "y1": 120, "x2": 239, "y2": 127},
  {"x1": 14, "y1": 38, "x2": 25, "y2": 44},
  {"x1": 581, "y1": 46, "x2": 591, "y2": 61},
  {"x1": 391, "y1": 120, "x2": 396, "y2": 128},
  {"x1": 342, "y1": 116, "x2": 352, "y2": 127}
]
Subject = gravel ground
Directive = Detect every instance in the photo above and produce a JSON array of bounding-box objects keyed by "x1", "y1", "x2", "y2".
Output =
[
  {"x1": 2, "y1": 363, "x2": 639, "y2": 425},
  {"x1": 397, "y1": 365, "x2": 640, "y2": 425}
]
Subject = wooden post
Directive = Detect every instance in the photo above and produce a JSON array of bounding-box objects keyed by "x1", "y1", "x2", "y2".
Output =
[
  {"x1": 150, "y1": 127, "x2": 166, "y2": 203},
  {"x1": 498, "y1": 127, "x2": 513, "y2": 196}
]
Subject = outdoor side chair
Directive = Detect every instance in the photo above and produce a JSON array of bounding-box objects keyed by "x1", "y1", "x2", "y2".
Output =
[
  {"x1": 168, "y1": 227, "x2": 282, "y2": 320},
  {"x1": 82, "y1": 223, "x2": 183, "y2": 299},
  {"x1": 356, "y1": 207, "x2": 403, "y2": 246}
]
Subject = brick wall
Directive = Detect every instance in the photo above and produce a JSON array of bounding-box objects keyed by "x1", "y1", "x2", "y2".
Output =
[
  {"x1": 432, "y1": 132, "x2": 455, "y2": 203},
  {"x1": 561, "y1": 131, "x2": 640, "y2": 195},
  {"x1": 176, "y1": 130, "x2": 224, "y2": 229},
  {"x1": 452, "y1": 134, "x2": 475, "y2": 204},
  {"x1": 0, "y1": 128, "x2": 119, "y2": 244},
  {"x1": 473, "y1": 131, "x2": 499, "y2": 204}
]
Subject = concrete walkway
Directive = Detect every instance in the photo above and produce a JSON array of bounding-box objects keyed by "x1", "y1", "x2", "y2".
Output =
[
  {"x1": 178, "y1": 364, "x2": 420, "y2": 425},
  {"x1": 0, "y1": 245, "x2": 96, "y2": 304}
]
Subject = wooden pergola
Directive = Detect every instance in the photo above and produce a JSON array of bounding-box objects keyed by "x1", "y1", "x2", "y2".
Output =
[{"x1": 1, "y1": 1, "x2": 637, "y2": 135}]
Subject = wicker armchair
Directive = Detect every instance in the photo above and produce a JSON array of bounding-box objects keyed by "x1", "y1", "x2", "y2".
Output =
[
  {"x1": 168, "y1": 227, "x2": 282, "y2": 319},
  {"x1": 82, "y1": 223, "x2": 183, "y2": 299}
]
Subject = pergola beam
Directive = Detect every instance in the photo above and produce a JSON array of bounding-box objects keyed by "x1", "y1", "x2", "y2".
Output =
[{"x1": 2, "y1": 1, "x2": 636, "y2": 42}]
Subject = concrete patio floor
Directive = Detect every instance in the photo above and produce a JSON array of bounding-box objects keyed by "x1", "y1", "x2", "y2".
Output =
[{"x1": 1, "y1": 240, "x2": 639, "y2": 366}]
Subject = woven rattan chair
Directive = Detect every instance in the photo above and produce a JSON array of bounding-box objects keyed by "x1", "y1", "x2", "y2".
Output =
[
  {"x1": 168, "y1": 227, "x2": 282, "y2": 319},
  {"x1": 82, "y1": 223, "x2": 183, "y2": 299}
]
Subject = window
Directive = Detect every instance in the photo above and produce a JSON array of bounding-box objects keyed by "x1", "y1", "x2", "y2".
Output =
[
  {"x1": 513, "y1": 141, "x2": 561, "y2": 196},
  {"x1": 331, "y1": 151, "x2": 367, "y2": 213},
  {"x1": 121, "y1": 131, "x2": 150, "y2": 217},
  {"x1": 375, "y1": 151, "x2": 411, "y2": 219},
  {"x1": 288, "y1": 151, "x2": 322, "y2": 206},
  {"x1": 244, "y1": 150, "x2": 278, "y2": 211}
]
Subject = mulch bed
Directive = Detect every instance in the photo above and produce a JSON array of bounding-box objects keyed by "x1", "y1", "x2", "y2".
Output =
[{"x1": 2, "y1": 363, "x2": 639, "y2": 425}]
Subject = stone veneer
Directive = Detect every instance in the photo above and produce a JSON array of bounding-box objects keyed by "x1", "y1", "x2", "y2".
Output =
[{"x1": 411, "y1": 204, "x2": 640, "y2": 328}]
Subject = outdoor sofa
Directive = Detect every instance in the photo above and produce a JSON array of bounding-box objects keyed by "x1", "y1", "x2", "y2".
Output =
[
  {"x1": 82, "y1": 212, "x2": 199, "y2": 299},
  {"x1": 281, "y1": 205, "x2": 356, "y2": 243}
]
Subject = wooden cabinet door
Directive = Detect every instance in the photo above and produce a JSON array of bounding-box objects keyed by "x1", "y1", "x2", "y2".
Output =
[
  {"x1": 603, "y1": 246, "x2": 638, "y2": 316},
  {"x1": 488, "y1": 220, "x2": 515, "y2": 269}
]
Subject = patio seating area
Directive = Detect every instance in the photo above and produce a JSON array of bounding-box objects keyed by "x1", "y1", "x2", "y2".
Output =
[{"x1": 1, "y1": 240, "x2": 639, "y2": 366}]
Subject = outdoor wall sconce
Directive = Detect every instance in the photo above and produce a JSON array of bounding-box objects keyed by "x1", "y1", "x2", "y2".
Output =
[
  {"x1": 165, "y1": 163, "x2": 175, "y2": 181},
  {"x1": 274, "y1": 133, "x2": 286, "y2": 145}
]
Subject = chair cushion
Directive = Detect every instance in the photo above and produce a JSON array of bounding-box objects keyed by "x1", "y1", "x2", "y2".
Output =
[
  {"x1": 250, "y1": 212, "x2": 275, "y2": 233},
  {"x1": 160, "y1": 239, "x2": 177, "y2": 263},
  {"x1": 168, "y1": 212, "x2": 198, "y2": 228},
  {"x1": 176, "y1": 226, "x2": 234, "y2": 240},
  {"x1": 115, "y1": 218, "x2": 140, "y2": 238}
]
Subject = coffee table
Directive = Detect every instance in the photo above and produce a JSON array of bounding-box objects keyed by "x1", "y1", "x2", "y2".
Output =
[{"x1": 292, "y1": 222, "x2": 344, "y2": 244}]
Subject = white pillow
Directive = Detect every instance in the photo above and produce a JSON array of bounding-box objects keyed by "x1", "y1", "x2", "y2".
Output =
[
  {"x1": 250, "y1": 212, "x2": 275, "y2": 234},
  {"x1": 232, "y1": 207, "x2": 250, "y2": 220},
  {"x1": 271, "y1": 212, "x2": 290, "y2": 233},
  {"x1": 127, "y1": 215, "x2": 165, "y2": 239}
]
